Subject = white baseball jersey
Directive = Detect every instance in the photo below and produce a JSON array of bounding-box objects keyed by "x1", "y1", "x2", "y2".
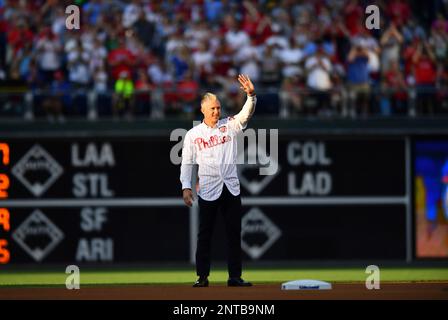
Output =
[{"x1": 180, "y1": 95, "x2": 257, "y2": 201}]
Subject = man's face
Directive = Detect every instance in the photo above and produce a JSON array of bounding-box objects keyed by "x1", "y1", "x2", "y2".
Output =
[{"x1": 201, "y1": 99, "x2": 221, "y2": 124}]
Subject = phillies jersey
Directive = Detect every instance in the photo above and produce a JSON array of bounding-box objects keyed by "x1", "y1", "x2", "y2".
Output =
[{"x1": 180, "y1": 95, "x2": 257, "y2": 201}]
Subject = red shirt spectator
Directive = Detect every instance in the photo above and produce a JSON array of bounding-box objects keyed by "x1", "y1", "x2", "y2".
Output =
[
  {"x1": 414, "y1": 56, "x2": 437, "y2": 85},
  {"x1": 386, "y1": 0, "x2": 411, "y2": 27},
  {"x1": 384, "y1": 62, "x2": 407, "y2": 100},
  {"x1": 241, "y1": 6, "x2": 272, "y2": 46},
  {"x1": 344, "y1": 0, "x2": 363, "y2": 35},
  {"x1": 177, "y1": 74, "x2": 199, "y2": 103},
  {"x1": 107, "y1": 39, "x2": 136, "y2": 80},
  {"x1": 403, "y1": 39, "x2": 420, "y2": 76},
  {"x1": 7, "y1": 21, "x2": 34, "y2": 55}
]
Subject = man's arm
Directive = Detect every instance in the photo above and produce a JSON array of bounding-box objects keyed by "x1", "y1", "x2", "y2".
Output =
[
  {"x1": 180, "y1": 131, "x2": 195, "y2": 207},
  {"x1": 234, "y1": 74, "x2": 257, "y2": 129}
]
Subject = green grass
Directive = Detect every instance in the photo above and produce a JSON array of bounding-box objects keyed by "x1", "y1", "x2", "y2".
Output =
[{"x1": 1, "y1": 267, "x2": 448, "y2": 287}]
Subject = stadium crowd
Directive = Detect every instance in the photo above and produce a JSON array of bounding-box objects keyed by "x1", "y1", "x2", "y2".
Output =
[{"x1": 0, "y1": 0, "x2": 448, "y2": 120}]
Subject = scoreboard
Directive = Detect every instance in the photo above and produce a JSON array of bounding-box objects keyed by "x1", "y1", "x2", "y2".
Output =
[
  {"x1": 0, "y1": 134, "x2": 437, "y2": 265},
  {"x1": 0, "y1": 138, "x2": 190, "y2": 264},
  {"x1": 0, "y1": 143, "x2": 10, "y2": 263}
]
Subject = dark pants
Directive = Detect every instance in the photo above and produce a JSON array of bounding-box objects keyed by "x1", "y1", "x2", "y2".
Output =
[{"x1": 196, "y1": 185, "x2": 242, "y2": 278}]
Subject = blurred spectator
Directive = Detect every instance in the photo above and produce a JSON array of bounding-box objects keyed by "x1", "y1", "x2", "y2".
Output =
[
  {"x1": 280, "y1": 74, "x2": 305, "y2": 117},
  {"x1": 353, "y1": 29, "x2": 381, "y2": 82},
  {"x1": 1, "y1": 0, "x2": 447, "y2": 121},
  {"x1": 176, "y1": 70, "x2": 199, "y2": 118},
  {"x1": 51, "y1": 6, "x2": 67, "y2": 39},
  {"x1": 386, "y1": 0, "x2": 412, "y2": 27},
  {"x1": 380, "y1": 22, "x2": 404, "y2": 73},
  {"x1": 113, "y1": 70, "x2": 134, "y2": 119},
  {"x1": 170, "y1": 45, "x2": 192, "y2": 81},
  {"x1": 212, "y1": 36, "x2": 234, "y2": 77},
  {"x1": 305, "y1": 43, "x2": 333, "y2": 115},
  {"x1": 192, "y1": 41, "x2": 214, "y2": 85},
  {"x1": 7, "y1": 19, "x2": 34, "y2": 61},
  {"x1": 265, "y1": 23, "x2": 289, "y2": 52},
  {"x1": 402, "y1": 18, "x2": 427, "y2": 44},
  {"x1": 107, "y1": 37, "x2": 136, "y2": 80},
  {"x1": 215, "y1": 68, "x2": 245, "y2": 115},
  {"x1": 148, "y1": 58, "x2": 172, "y2": 85},
  {"x1": 0, "y1": 7, "x2": 7, "y2": 67},
  {"x1": 185, "y1": 21, "x2": 211, "y2": 51},
  {"x1": 83, "y1": 0, "x2": 106, "y2": 25},
  {"x1": 133, "y1": 9, "x2": 155, "y2": 49},
  {"x1": 437, "y1": 61, "x2": 448, "y2": 113},
  {"x1": 259, "y1": 44, "x2": 282, "y2": 87},
  {"x1": 89, "y1": 38, "x2": 108, "y2": 74},
  {"x1": 412, "y1": 41, "x2": 437, "y2": 115},
  {"x1": 123, "y1": 0, "x2": 142, "y2": 29},
  {"x1": 135, "y1": 68, "x2": 152, "y2": 116},
  {"x1": 224, "y1": 16, "x2": 250, "y2": 53},
  {"x1": 93, "y1": 64, "x2": 108, "y2": 93},
  {"x1": 278, "y1": 37, "x2": 304, "y2": 79},
  {"x1": 41, "y1": 70, "x2": 70, "y2": 122},
  {"x1": 234, "y1": 38, "x2": 261, "y2": 82},
  {"x1": 241, "y1": 0, "x2": 272, "y2": 46},
  {"x1": 428, "y1": 17, "x2": 448, "y2": 63},
  {"x1": 382, "y1": 61, "x2": 408, "y2": 115},
  {"x1": 204, "y1": 0, "x2": 223, "y2": 24},
  {"x1": 347, "y1": 43, "x2": 371, "y2": 117},
  {"x1": 35, "y1": 27, "x2": 61, "y2": 84},
  {"x1": 17, "y1": 43, "x2": 34, "y2": 81},
  {"x1": 67, "y1": 45, "x2": 90, "y2": 88},
  {"x1": 344, "y1": 0, "x2": 364, "y2": 36}
]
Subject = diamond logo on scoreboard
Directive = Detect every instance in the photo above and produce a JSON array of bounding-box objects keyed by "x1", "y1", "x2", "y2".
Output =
[
  {"x1": 241, "y1": 208, "x2": 281, "y2": 260},
  {"x1": 237, "y1": 144, "x2": 280, "y2": 195},
  {"x1": 11, "y1": 144, "x2": 63, "y2": 197},
  {"x1": 12, "y1": 210, "x2": 64, "y2": 262}
]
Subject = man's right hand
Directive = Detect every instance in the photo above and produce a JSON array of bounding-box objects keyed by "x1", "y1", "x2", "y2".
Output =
[{"x1": 183, "y1": 188, "x2": 194, "y2": 207}]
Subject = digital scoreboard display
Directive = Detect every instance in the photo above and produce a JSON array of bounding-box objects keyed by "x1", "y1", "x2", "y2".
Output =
[
  {"x1": 0, "y1": 136, "x2": 411, "y2": 264},
  {"x1": 0, "y1": 143, "x2": 10, "y2": 264},
  {"x1": 414, "y1": 140, "x2": 448, "y2": 258},
  {"x1": 0, "y1": 139, "x2": 189, "y2": 264}
]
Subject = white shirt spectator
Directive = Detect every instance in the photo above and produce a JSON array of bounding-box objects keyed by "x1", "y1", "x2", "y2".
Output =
[
  {"x1": 278, "y1": 46, "x2": 304, "y2": 77},
  {"x1": 69, "y1": 62, "x2": 90, "y2": 85},
  {"x1": 148, "y1": 63, "x2": 173, "y2": 85},
  {"x1": 278, "y1": 47, "x2": 303, "y2": 64},
  {"x1": 192, "y1": 50, "x2": 214, "y2": 73},
  {"x1": 67, "y1": 48, "x2": 90, "y2": 64},
  {"x1": 265, "y1": 35, "x2": 289, "y2": 51},
  {"x1": 36, "y1": 38, "x2": 61, "y2": 71},
  {"x1": 94, "y1": 69, "x2": 108, "y2": 93},
  {"x1": 122, "y1": 3, "x2": 141, "y2": 28},
  {"x1": 185, "y1": 24, "x2": 211, "y2": 50},
  {"x1": 89, "y1": 44, "x2": 108, "y2": 72},
  {"x1": 354, "y1": 36, "x2": 380, "y2": 73},
  {"x1": 180, "y1": 95, "x2": 257, "y2": 201},
  {"x1": 240, "y1": 61, "x2": 260, "y2": 82},
  {"x1": 165, "y1": 36, "x2": 187, "y2": 56},
  {"x1": 305, "y1": 55, "x2": 332, "y2": 90},
  {"x1": 225, "y1": 30, "x2": 250, "y2": 51},
  {"x1": 234, "y1": 45, "x2": 261, "y2": 64},
  {"x1": 52, "y1": 9, "x2": 66, "y2": 37}
]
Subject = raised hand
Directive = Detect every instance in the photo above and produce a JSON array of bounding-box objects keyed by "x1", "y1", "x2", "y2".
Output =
[{"x1": 238, "y1": 74, "x2": 255, "y2": 96}]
